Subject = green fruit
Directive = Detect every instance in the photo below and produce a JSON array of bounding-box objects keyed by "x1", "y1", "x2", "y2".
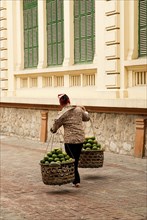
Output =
[
  {"x1": 54, "y1": 157, "x2": 60, "y2": 162},
  {"x1": 87, "y1": 139, "x2": 94, "y2": 143},
  {"x1": 97, "y1": 144, "x2": 101, "y2": 148},
  {"x1": 52, "y1": 154, "x2": 57, "y2": 158},
  {"x1": 49, "y1": 161, "x2": 60, "y2": 167},
  {"x1": 60, "y1": 158, "x2": 65, "y2": 161},
  {"x1": 56, "y1": 149, "x2": 63, "y2": 154},
  {"x1": 56, "y1": 161, "x2": 61, "y2": 165},
  {"x1": 86, "y1": 143, "x2": 91, "y2": 147},
  {"x1": 92, "y1": 146, "x2": 98, "y2": 150},
  {"x1": 40, "y1": 159, "x2": 45, "y2": 164},
  {"x1": 83, "y1": 144, "x2": 88, "y2": 149},
  {"x1": 45, "y1": 161, "x2": 49, "y2": 165},
  {"x1": 48, "y1": 157, "x2": 54, "y2": 162},
  {"x1": 47, "y1": 152, "x2": 52, "y2": 157},
  {"x1": 65, "y1": 155, "x2": 70, "y2": 160},
  {"x1": 69, "y1": 158, "x2": 73, "y2": 162},
  {"x1": 58, "y1": 153, "x2": 64, "y2": 158},
  {"x1": 44, "y1": 156, "x2": 49, "y2": 161},
  {"x1": 85, "y1": 147, "x2": 91, "y2": 150}
]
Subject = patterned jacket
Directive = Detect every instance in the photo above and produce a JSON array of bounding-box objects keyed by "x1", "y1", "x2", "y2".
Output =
[{"x1": 51, "y1": 105, "x2": 90, "y2": 144}]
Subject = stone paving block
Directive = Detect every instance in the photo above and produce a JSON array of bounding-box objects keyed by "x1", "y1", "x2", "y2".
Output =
[{"x1": 1, "y1": 135, "x2": 147, "y2": 220}]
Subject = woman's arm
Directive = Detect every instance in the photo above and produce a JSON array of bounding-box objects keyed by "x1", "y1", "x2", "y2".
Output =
[
  {"x1": 50, "y1": 118, "x2": 63, "y2": 133},
  {"x1": 76, "y1": 105, "x2": 90, "y2": 122},
  {"x1": 82, "y1": 110, "x2": 90, "y2": 121}
]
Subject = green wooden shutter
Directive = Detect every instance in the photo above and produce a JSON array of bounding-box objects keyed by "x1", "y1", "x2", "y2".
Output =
[
  {"x1": 74, "y1": 0, "x2": 95, "y2": 64},
  {"x1": 139, "y1": 0, "x2": 147, "y2": 57},
  {"x1": 23, "y1": 0, "x2": 38, "y2": 68},
  {"x1": 47, "y1": 0, "x2": 64, "y2": 66}
]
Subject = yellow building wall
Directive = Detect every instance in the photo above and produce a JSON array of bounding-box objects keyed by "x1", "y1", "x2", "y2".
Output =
[{"x1": 0, "y1": 0, "x2": 147, "y2": 108}]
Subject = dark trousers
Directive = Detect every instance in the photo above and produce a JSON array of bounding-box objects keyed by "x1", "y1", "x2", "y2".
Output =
[{"x1": 64, "y1": 143, "x2": 83, "y2": 184}]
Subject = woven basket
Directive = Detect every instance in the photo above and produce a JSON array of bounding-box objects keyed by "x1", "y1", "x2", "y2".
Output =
[
  {"x1": 79, "y1": 150, "x2": 104, "y2": 168},
  {"x1": 40, "y1": 160, "x2": 75, "y2": 185}
]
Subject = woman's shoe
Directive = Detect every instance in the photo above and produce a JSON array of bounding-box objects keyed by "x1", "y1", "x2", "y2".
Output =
[{"x1": 72, "y1": 183, "x2": 80, "y2": 187}]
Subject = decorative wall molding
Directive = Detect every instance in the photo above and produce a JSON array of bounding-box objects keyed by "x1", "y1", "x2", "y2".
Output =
[{"x1": 0, "y1": 102, "x2": 147, "y2": 115}]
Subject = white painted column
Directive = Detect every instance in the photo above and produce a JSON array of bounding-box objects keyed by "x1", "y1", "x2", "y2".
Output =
[
  {"x1": 95, "y1": 0, "x2": 105, "y2": 89},
  {"x1": 120, "y1": 0, "x2": 128, "y2": 98},
  {"x1": 16, "y1": 0, "x2": 24, "y2": 70},
  {"x1": 93, "y1": 0, "x2": 99, "y2": 65},
  {"x1": 127, "y1": 0, "x2": 138, "y2": 60},
  {"x1": 7, "y1": 0, "x2": 16, "y2": 96},
  {"x1": 37, "y1": 0, "x2": 47, "y2": 69},
  {"x1": 63, "y1": 0, "x2": 74, "y2": 66}
]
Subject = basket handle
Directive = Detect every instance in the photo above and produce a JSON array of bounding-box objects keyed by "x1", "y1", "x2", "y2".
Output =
[
  {"x1": 44, "y1": 133, "x2": 54, "y2": 156},
  {"x1": 89, "y1": 118, "x2": 96, "y2": 139}
]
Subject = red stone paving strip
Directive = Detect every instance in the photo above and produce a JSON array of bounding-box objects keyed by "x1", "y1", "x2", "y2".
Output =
[{"x1": 1, "y1": 137, "x2": 147, "y2": 220}]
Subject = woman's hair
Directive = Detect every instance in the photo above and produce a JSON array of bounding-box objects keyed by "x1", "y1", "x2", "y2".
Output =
[{"x1": 58, "y1": 94, "x2": 70, "y2": 106}]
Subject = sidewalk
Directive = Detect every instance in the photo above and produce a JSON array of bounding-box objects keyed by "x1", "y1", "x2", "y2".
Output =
[{"x1": 0, "y1": 135, "x2": 147, "y2": 220}]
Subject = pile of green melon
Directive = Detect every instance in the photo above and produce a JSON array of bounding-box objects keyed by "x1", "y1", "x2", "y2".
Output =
[
  {"x1": 82, "y1": 137, "x2": 102, "y2": 151},
  {"x1": 40, "y1": 148, "x2": 74, "y2": 166}
]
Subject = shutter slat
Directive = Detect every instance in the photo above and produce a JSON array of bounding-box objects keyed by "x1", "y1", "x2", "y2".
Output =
[
  {"x1": 74, "y1": 40, "x2": 80, "y2": 63},
  {"x1": 58, "y1": 22, "x2": 62, "y2": 42},
  {"x1": 87, "y1": 38, "x2": 92, "y2": 61},
  {"x1": 33, "y1": 47, "x2": 38, "y2": 66},
  {"x1": 81, "y1": 16, "x2": 86, "y2": 37},
  {"x1": 140, "y1": 28, "x2": 147, "y2": 55},
  {"x1": 139, "y1": 0, "x2": 147, "y2": 56},
  {"x1": 80, "y1": 1, "x2": 85, "y2": 14},
  {"x1": 53, "y1": 44, "x2": 57, "y2": 65},
  {"x1": 29, "y1": 49, "x2": 33, "y2": 67},
  {"x1": 81, "y1": 39, "x2": 86, "y2": 61},
  {"x1": 74, "y1": 18, "x2": 79, "y2": 39},
  {"x1": 23, "y1": 0, "x2": 38, "y2": 68},
  {"x1": 52, "y1": 1, "x2": 56, "y2": 22},
  {"x1": 87, "y1": 14, "x2": 92, "y2": 36},
  {"x1": 47, "y1": 0, "x2": 64, "y2": 66},
  {"x1": 58, "y1": 43, "x2": 62, "y2": 64},
  {"x1": 33, "y1": 28, "x2": 37, "y2": 47},
  {"x1": 24, "y1": 31, "x2": 28, "y2": 48},
  {"x1": 74, "y1": 0, "x2": 95, "y2": 63}
]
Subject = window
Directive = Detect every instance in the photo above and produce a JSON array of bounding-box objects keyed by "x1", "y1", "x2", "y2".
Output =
[
  {"x1": 83, "y1": 74, "x2": 95, "y2": 86},
  {"x1": 23, "y1": 0, "x2": 38, "y2": 68},
  {"x1": 54, "y1": 76, "x2": 64, "y2": 87},
  {"x1": 139, "y1": 0, "x2": 147, "y2": 57},
  {"x1": 74, "y1": 0, "x2": 95, "y2": 64},
  {"x1": 43, "y1": 76, "x2": 52, "y2": 87},
  {"x1": 30, "y1": 77, "x2": 37, "y2": 87},
  {"x1": 46, "y1": 0, "x2": 64, "y2": 66},
  {"x1": 69, "y1": 75, "x2": 81, "y2": 86},
  {"x1": 20, "y1": 78, "x2": 28, "y2": 88}
]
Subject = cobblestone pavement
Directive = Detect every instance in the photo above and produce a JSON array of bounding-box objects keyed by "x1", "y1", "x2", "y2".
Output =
[{"x1": 0, "y1": 135, "x2": 147, "y2": 220}]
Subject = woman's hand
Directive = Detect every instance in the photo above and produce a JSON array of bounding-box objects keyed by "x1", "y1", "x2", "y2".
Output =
[
  {"x1": 50, "y1": 128, "x2": 56, "y2": 133},
  {"x1": 77, "y1": 105, "x2": 86, "y2": 111}
]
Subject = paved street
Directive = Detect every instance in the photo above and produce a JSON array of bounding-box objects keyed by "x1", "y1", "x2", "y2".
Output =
[{"x1": 0, "y1": 135, "x2": 147, "y2": 220}]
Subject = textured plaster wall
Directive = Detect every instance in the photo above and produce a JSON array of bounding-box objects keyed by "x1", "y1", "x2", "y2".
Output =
[
  {"x1": 0, "y1": 108, "x2": 41, "y2": 140},
  {"x1": 1, "y1": 108, "x2": 147, "y2": 156}
]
